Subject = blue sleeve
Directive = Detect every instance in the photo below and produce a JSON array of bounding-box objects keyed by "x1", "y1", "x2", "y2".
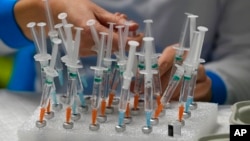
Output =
[
  {"x1": 0, "y1": 0, "x2": 32, "y2": 49},
  {"x1": 206, "y1": 70, "x2": 227, "y2": 104},
  {"x1": 7, "y1": 44, "x2": 36, "y2": 91}
]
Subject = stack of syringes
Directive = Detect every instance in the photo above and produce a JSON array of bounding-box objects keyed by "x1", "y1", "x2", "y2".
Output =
[{"x1": 25, "y1": 1, "x2": 213, "y2": 137}]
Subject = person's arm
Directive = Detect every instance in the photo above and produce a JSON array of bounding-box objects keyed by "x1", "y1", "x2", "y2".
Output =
[
  {"x1": 14, "y1": 0, "x2": 143, "y2": 56},
  {"x1": 204, "y1": 0, "x2": 250, "y2": 104},
  {"x1": 0, "y1": 0, "x2": 32, "y2": 49}
]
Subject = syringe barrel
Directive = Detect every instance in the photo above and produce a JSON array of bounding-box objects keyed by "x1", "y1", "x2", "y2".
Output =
[
  {"x1": 39, "y1": 60, "x2": 49, "y2": 86},
  {"x1": 187, "y1": 70, "x2": 197, "y2": 98},
  {"x1": 91, "y1": 71, "x2": 103, "y2": 109},
  {"x1": 152, "y1": 61, "x2": 162, "y2": 96},
  {"x1": 119, "y1": 77, "x2": 132, "y2": 111},
  {"x1": 102, "y1": 70, "x2": 111, "y2": 98},
  {"x1": 118, "y1": 63, "x2": 126, "y2": 77},
  {"x1": 160, "y1": 68, "x2": 184, "y2": 104},
  {"x1": 65, "y1": 72, "x2": 77, "y2": 105},
  {"x1": 179, "y1": 75, "x2": 192, "y2": 103},
  {"x1": 134, "y1": 68, "x2": 144, "y2": 94},
  {"x1": 144, "y1": 80, "x2": 153, "y2": 112},
  {"x1": 40, "y1": 77, "x2": 53, "y2": 108},
  {"x1": 169, "y1": 56, "x2": 183, "y2": 84},
  {"x1": 76, "y1": 71, "x2": 84, "y2": 93},
  {"x1": 134, "y1": 56, "x2": 145, "y2": 94},
  {"x1": 110, "y1": 65, "x2": 120, "y2": 91},
  {"x1": 118, "y1": 87, "x2": 130, "y2": 112}
]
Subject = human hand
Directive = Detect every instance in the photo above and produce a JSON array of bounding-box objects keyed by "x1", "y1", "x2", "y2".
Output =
[
  {"x1": 14, "y1": 0, "x2": 143, "y2": 56},
  {"x1": 158, "y1": 45, "x2": 212, "y2": 102}
]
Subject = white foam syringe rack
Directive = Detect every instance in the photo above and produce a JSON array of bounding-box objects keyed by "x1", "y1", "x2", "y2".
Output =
[{"x1": 18, "y1": 99, "x2": 217, "y2": 141}]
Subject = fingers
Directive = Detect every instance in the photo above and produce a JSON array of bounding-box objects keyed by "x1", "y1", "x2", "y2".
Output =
[
  {"x1": 95, "y1": 8, "x2": 139, "y2": 31},
  {"x1": 108, "y1": 12, "x2": 139, "y2": 31},
  {"x1": 194, "y1": 76, "x2": 212, "y2": 101},
  {"x1": 194, "y1": 65, "x2": 212, "y2": 101},
  {"x1": 196, "y1": 65, "x2": 207, "y2": 82},
  {"x1": 158, "y1": 45, "x2": 176, "y2": 77}
]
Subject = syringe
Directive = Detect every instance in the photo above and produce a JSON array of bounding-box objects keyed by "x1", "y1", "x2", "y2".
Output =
[
  {"x1": 43, "y1": 2, "x2": 65, "y2": 112},
  {"x1": 117, "y1": 24, "x2": 134, "y2": 123},
  {"x1": 95, "y1": 32, "x2": 110, "y2": 123},
  {"x1": 184, "y1": 26, "x2": 208, "y2": 117},
  {"x1": 144, "y1": 19, "x2": 162, "y2": 109},
  {"x1": 97, "y1": 23, "x2": 116, "y2": 122},
  {"x1": 27, "y1": 22, "x2": 50, "y2": 88},
  {"x1": 168, "y1": 14, "x2": 198, "y2": 92},
  {"x1": 140, "y1": 37, "x2": 156, "y2": 134},
  {"x1": 115, "y1": 41, "x2": 138, "y2": 132},
  {"x1": 131, "y1": 54, "x2": 144, "y2": 115},
  {"x1": 35, "y1": 38, "x2": 61, "y2": 128},
  {"x1": 62, "y1": 24, "x2": 83, "y2": 129},
  {"x1": 151, "y1": 64, "x2": 184, "y2": 125},
  {"x1": 70, "y1": 27, "x2": 85, "y2": 122},
  {"x1": 76, "y1": 64, "x2": 89, "y2": 113},
  {"x1": 89, "y1": 32, "x2": 107, "y2": 131},
  {"x1": 177, "y1": 31, "x2": 200, "y2": 125},
  {"x1": 131, "y1": 20, "x2": 152, "y2": 115},
  {"x1": 81, "y1": 19, "x2": 101, "y2": 104},
  {"x1": 106, "y1": 63, "x2": 121, "y2": 114},
  {"x1": 106, "y1": 24, "x2": 129, "y2": 113},
  {"x1": 27, "y1": 22, "x2": 59, "y2": 119},
  {"x1": 43, "y1": 0, "x2": 65, "y2": 87}
]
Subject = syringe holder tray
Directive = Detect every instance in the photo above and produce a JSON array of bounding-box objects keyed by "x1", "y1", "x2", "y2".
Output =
[{"x1": 18, "y1": 101, "x2": 217, "y2": 141}]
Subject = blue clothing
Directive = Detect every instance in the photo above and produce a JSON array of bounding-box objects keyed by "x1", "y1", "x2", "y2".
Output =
[{"x1": 0, "y1": 0, "x2": 36, "y2": 91}]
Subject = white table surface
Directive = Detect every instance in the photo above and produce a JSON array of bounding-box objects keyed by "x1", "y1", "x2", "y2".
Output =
[{"x1": 0, "y1": 89, "x2": 231, "y2": 141}]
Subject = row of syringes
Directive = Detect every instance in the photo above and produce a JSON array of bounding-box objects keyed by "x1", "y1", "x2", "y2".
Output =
[
  {"x1": 151, "y1": 14, "x2": 208, "y2": 133},
  {"x1": 27, "y1": 1, "x2": 209, "y2": 134},
  {"x1": 27, "y1": 0, "x2": 88, "y2": 129}
]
